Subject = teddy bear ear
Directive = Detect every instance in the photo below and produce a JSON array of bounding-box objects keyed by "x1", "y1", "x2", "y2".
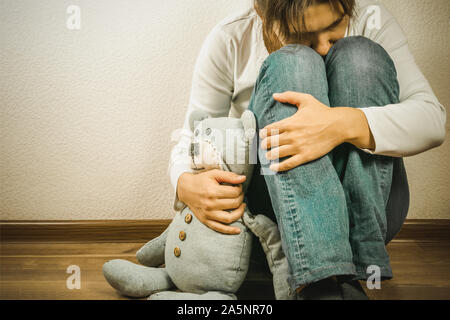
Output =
[
  {"x1": 189, "y1": 110, "x2": 210, "y2": 132},
  {"x1": 241, "y1": 110, "x2": 257, "y2": 142}
]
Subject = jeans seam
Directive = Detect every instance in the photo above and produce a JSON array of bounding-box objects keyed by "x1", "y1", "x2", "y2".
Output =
[
  {"x1": 262, "y1": 78, "x2": 307, "y2": 284},
  {"x1": 291, "y1": 262, "x2": 356, "y2": 287}
]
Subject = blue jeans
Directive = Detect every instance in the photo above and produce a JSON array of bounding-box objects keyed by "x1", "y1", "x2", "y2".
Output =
[{"x1": 247, "y1": 36, "x2": 410, "y2": 289}]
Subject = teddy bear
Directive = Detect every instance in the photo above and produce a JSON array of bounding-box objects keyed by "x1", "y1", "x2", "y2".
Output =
[{"x1": 102, "y1": 110, "x2": 296, "y2": 300}]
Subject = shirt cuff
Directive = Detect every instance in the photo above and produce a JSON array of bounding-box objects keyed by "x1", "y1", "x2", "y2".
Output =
[
  {"x1": 170, "y1": 163, "x2": 192, "y2": 212},
  {"x1": 359, "y1": 107, "x2": 380, "y2": 155}
]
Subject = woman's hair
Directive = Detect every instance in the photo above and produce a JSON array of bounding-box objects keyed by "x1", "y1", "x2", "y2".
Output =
[{"x1": 254, "y1": 0, "x2": 355, "y2": 53}]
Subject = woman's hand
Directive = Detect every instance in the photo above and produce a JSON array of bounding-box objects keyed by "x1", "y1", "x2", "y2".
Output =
[
  {"x1": 260, "y1": 91, "x2": 375, "y2": 172},
  {"x1": 176, "y1": 170, "x2": 246, "y2": 235}
]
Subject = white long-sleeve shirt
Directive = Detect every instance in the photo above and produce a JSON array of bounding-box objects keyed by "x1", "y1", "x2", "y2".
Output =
[{"x1": 168, "y1": 0, "x2": 446, "y2": 197}]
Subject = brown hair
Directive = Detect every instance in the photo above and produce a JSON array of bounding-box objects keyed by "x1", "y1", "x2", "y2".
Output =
[{"x1": 254, "y1": 0, "x2": 355, "y2": 53}]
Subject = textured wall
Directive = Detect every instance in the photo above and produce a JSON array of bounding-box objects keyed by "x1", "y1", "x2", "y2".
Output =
[
  {"x1": 1, "y1": 0, "x2": 449, "y2": 220},
  {"x1": 381, "y1": 0, "x2": 450, "y2": 219}
]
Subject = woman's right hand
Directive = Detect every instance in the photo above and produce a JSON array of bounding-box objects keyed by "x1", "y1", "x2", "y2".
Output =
[{"x1": 176, "y1": 170, "x2": 247, "y2": 235}]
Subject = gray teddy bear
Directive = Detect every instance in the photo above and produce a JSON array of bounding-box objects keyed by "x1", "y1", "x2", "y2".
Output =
[{"x1": 102, "y1": 110, "x2": 296, "y2": 300}]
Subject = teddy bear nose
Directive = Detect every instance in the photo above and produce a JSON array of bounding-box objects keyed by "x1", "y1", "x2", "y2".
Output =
[{"x1": 189, "y1": 142, "x2": 200, "y2": 157}]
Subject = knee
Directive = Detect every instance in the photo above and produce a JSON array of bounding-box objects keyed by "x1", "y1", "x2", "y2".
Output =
[
  {"x1": 250, "y1": 44, "x2": 327, "y2": 117},
  {"x1": 266, "y1": 44, "x2": 324, "y2": 69},
  {"x1": 326, "y1": 36, "x2": 397, "y2": 79},
  {"x1": 261, "y1": 45, "x2": 325, "y2": 82}
]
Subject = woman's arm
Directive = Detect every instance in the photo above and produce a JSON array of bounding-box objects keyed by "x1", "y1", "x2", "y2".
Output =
[
  {"x1": 260, "y1": 93, "x2": 375, "y2": 172},
  {"x1": 169, "y1": 24, "x2": 234, "y2": 207},
  {"x1": 261, "y1": 2, "x2": 446, "y2": 172},
  {"x1": 168, "y1": 24, "x2": 247, "y2": 234},
  {"x1": 355, "y1": 1, "x2": 446, "y2": 157}
]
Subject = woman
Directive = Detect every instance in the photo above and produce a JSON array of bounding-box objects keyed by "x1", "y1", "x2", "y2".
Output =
[{"x1": 170, "y1": 0, "x2": 446, "y2": 299}]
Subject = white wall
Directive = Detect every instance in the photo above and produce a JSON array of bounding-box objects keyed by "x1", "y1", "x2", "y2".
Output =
[
  {"x1": 382, "y1": 0, "x2": 450, "y2": 219},
  {"x1": 1, "y1": 0, "x2": 449, "y2": 220}
]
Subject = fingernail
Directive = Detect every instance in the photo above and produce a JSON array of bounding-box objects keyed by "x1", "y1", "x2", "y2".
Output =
[{"x1": 273, "y1": 93, "x2": 280, "y2": 98}]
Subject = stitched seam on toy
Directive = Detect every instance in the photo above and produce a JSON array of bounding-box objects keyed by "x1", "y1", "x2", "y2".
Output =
[
  {"x1": 258, "y1": 227, "x2": 278, "y2": 273},
  {"x1": 236, "y1": 226, "x2": 248, "y2": 280}
]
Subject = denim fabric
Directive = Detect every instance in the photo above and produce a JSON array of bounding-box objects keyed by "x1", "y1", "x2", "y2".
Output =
[{"x1": 247, "y1": 36, "x2": 408, "y2": 289}]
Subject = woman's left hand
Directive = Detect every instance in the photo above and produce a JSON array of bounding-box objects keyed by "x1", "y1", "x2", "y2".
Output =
[{"x1": 260, "y1": 91, "x2": 374, "y2": 172}]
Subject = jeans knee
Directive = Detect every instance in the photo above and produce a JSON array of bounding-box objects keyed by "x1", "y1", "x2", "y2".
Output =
[
  {"x1": 261, "y1": 44, "x2": 326, "y2": 83},
  {"x1": 325, "y1": 36, "x2": 399, "y2": 102},
  {"x1": 250, "y1": 44, "x2": 328, "y2": 118},
  {"x1": 326, "y1": 36, "x2": 397, "y2": 79},
  {"x1": 267, "y1": 44, "x2": 324, "y2": 68}
]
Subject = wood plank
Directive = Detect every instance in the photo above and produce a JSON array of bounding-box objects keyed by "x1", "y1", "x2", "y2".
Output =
[
  {"x1": 0, "y1": 280, "x2": 136, "y2": 300},
  {"x1": 1, "y1": 242, "x2": 447, "y2": 285},
  {"x1": 1, "y1": 219, "x2": 449, "y2": 300},
  {"x1": 385, "y1": 242, "x2": 450, "y2": 286},
  {"x1": 0, "y1": 255, "x2": 141, "y2": 300},
  {"x1": 0, "y1": 253, "x2": 273, "y2": 300},
  {"x1": 1, "y1": 240, "x2": 449, "y2": 300},
  {"x1": 365, "y1": 285, "x2": 450, "y2": 300}
]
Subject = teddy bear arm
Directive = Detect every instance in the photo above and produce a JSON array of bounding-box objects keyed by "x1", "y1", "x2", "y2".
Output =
[{"x1": 136, "y1": 226, "x2": 170, "y2": 267}]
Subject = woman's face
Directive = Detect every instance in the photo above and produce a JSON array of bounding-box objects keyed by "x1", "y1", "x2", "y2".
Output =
[{"x1": 276, "y1": 3, "x2": 349, "y2": 56}]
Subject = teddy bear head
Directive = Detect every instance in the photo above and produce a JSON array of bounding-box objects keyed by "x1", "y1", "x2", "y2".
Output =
[{"x1": 188, "y1": 110, "x2": 257, "y2": 192}]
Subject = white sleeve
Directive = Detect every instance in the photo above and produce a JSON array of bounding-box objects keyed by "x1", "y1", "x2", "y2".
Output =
[
  {"x1": 168, "y1": 25, "x2": 234, "y2": 210},
  {"x1": 357, "y1": 2, "x2": 446, "y2": 157}
]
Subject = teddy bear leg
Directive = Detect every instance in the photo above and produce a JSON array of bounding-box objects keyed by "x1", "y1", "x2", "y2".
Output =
[
  {"x1": 135, "y1": 226, "x2": 170, "y2": 267},
  {"x1": 148, "y1": 291, "x2": 237, "y2": 300},
  {"x1": 103, "y1": 259, "x2": 174, "y2": 298},
  {"x1": 242, "y1": 211, "x2": 296, "y2": 300}
]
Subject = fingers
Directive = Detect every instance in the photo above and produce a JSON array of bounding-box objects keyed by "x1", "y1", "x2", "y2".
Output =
[
  {"x1": 270, "y1": 154, "x2": 305, "y2": 172},
  {"x1": 265, "y1": 145, "x2": 295, "y2": 161},
  {"x1": 259, "y1": 124, "x2": 286, "y2": 139},
  {"x1": 208, "y1": 202, "x2": 246, "y2": 225},
  {"x1": 211, "y1": 170, "x2": 246, "y2": 185},
  {"x1": 204, "y1": 219, "x2": 242, "y2": 235},
  {"x1": 215, "y1": 184, "x2": 242, "y2": 199},
  {"x1": 260, "y1": 92, "x2": 312, "y2": 139},
  {"x1": 204, "y1": 203, "x2": 246, "y2": 235},
  {"x1": 272, "y1": 91, "x2": 310, "y2": 106},
  {"x1": 214, "y1": 193, "x2": 244, "y2": 210},
  {"x1": 260, "y1": 132, "x2": 290, "y2": 150}
]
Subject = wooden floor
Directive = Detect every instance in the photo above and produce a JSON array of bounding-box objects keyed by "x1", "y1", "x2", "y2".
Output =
[{"x1": 1, "y1": 239, "x2": 449, "y2": 300}]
